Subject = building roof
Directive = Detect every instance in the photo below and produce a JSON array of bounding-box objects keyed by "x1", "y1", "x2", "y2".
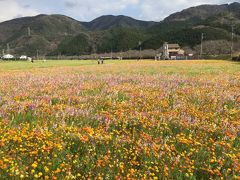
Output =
[
  {"x1": 3, "y1": 54, "x2": 14, "y2": 58},
  {"x1": 168, "y1": 44, "x2": 180, "y2": 49}
]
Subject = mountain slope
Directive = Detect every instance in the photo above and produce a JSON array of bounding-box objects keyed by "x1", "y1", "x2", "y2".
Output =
[
  {"x1": 0, "y1": 14, "x2": 156, "y2": 56},
  {"x1": 143, "y1": 2, "x2": 240, "y2": 52},
  {"x1": 164, "y1": 2, "x2": 240, "y2": 22},
  {"x1": 0, "y1": 2, "x2": 239, "y2": 57},
  {"x1": 0, "y1": 14, "x2": 86, "y2": 56},
  {"x1": 81, "y1": 15, "x2": 156, "y2": 31}
]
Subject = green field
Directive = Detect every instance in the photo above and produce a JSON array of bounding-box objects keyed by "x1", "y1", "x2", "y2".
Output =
[
  {"x1": 0, "y1": 60, "x2": 239, "y2": 179},
  {"x1": 0, "y1": 60, "x2": 97, "y2": 71},
  {"x1": 0, "y1": 60, "x2": 239, "y2": 74}
]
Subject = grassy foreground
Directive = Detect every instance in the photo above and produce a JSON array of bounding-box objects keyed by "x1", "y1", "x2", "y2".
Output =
[{"x1": 0, "y1": 60, "x2": 239, "y2": 179}]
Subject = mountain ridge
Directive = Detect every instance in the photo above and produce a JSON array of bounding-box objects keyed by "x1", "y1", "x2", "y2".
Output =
[
  {"x1": 0, "y1": 2, "x2": 239, "y2": 57},
  {"x1": 164, "y1": 2, "x2": 240, "y2": 22},
  {"x1": 81, "y1": 15, "x2": 157, "y2": 31}
]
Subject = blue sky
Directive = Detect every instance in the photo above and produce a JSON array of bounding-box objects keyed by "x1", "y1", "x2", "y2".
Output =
[{"x1": 0, "y1": 0, "x2": 237, "y2": 22}]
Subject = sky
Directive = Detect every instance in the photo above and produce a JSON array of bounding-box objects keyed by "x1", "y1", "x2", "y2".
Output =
[{"x1": 0, "y1": 0, "x2": 238, "y2": 22}]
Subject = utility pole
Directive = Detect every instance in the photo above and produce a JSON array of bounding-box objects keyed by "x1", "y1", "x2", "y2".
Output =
[
  {"x1": 28, "y1": 27, "x2": 31, "y2": 36},
  {"x1": 200, "y1": 33, "x2": 204, "y2": 59},
  {"x1": 110, "y1": 46, "x2": 113, "y2": 60},
  {"x1": 120, "y1": 50, "x2": 123, "y2": 60},
  {"x1": 7, "y1": 43, "x2": 10, "y2": 54},
  {"x1": 58, "y1": 52, "x2": 62, "y2": 60},
  {"x1": 36, "y1": 50, "x2": 39, "y2": 60},
  {"x1": 231, "y1": 25, "x2": 234, "y2": 59},
  {"x1": 139, "y1": 41, "x2": 142, "y2": 60},
  {"x1": 128, "y1": 48, "x2": 131, "y2": 60}
]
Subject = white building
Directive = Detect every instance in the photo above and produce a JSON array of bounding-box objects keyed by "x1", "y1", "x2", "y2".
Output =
[
  {"x1": 20, "y1": 55, "x2": 27, "y2": 60},
  {"x1": 162, "y1": 42, "x2": 185, "y2": 60},
  {"x1": 3, "y1": 54, "x2": 14, "y2": 60}
]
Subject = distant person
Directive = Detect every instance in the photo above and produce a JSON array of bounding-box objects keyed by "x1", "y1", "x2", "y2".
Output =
[{"x1": 98, "y1": 58, "x2": 104, "y2": 64}]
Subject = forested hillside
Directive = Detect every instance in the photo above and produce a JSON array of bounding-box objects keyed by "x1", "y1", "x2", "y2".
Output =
[{"x1": 0, "y1": 2, "x2": 239, "y2": 57}]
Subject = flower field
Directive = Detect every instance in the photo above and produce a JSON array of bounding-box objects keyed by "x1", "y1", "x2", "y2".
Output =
[{"x1": 0, "y1": 60, "x2": 239, "y2": 179}]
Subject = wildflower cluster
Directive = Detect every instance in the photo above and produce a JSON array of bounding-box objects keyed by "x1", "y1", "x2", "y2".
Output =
[{"x1": 0, "y1": 61, "x2": 239, "y2": 179}]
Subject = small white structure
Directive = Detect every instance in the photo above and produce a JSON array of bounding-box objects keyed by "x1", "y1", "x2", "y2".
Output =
[
  {"x1": 20, "y1": 55, "x2": 27, "y2": 60},
  {"x1": 27, "y1": 57, "x2": 32, "y2": 61},
  {"x1": 171, "y1": 56, "x2": 177, "y2": 60},
  {"x1": 155, "y1": 53, "x2": 162, "y2": 60},
  {"x1": 3, "y1": 54, "x2": 14, "y2": 60}
]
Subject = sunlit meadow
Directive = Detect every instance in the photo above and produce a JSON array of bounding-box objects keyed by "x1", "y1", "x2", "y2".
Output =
[{"x1": 0, "y1": 60, "x2": 239, "y2": 179}]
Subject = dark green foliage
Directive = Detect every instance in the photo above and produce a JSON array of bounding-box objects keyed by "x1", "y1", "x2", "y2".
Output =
[
  {"x1": 0, "y1": 14, "x2": 86, "y2": 56},
  {"x1": 7, "y1": 35, "x2": 51, "y2": 56},
  {"x1": 82, "y1": 15, "x2": 156, "y2": 31},
  {"x1": 143, "y1": 19, "x2": 231, "y2": 49},
  {"x1": 97, "y1": 27, "x2": 147, "y2": 52},
  {"x1": 57, "y1": 33, "x2": 92, "y2": 55}
]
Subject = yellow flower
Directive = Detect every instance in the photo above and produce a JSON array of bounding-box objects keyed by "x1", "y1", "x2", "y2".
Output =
[
  {"x1": 44, "y1": 166, "x2": 49, "y2": 173},
  {"x1": 20, "y1": 174, "x2": 25, "y2": 179},
  {"x1": 34, "y1": 174, "x2": 39, "y2": 179},
  {"x1": 15, "y1": 170, "x2": 20, "y2": 175},
  {"x1": 32, "y1": 162, "x2": 38, "y2": 169},
  {"x1": 38, "y1": 172, "x2": 43, "y2": 177}
]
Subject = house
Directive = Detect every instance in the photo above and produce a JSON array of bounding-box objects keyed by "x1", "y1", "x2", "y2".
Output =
[
  {"x1": 2, "y1": 54, "x2": 14, "y2": 60},
  {"x1": 20, "y1": 55, "x2": 27, "y2": 60},
  {"x1": 162, "y1": 42, "x2": 185, "y2": 60}
]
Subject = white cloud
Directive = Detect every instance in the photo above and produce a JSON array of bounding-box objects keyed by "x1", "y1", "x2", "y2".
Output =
[{"x1": 0, "y1": 0, "x2": 38, "y2": 22}]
